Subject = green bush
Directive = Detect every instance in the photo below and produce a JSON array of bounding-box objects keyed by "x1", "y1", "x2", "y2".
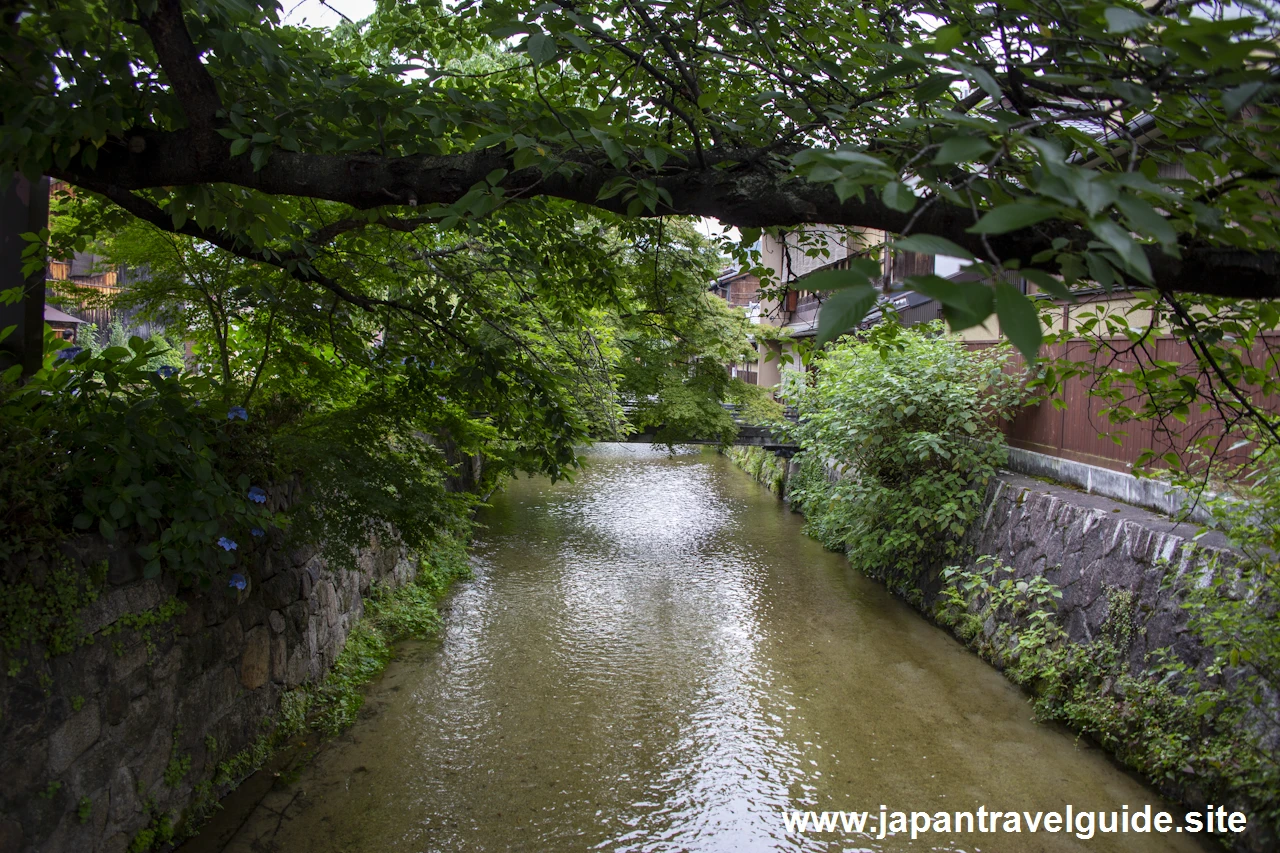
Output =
[
  {"x1": 784, "y1": 321, "x2": 1027, "y2": 590},
  {"x1": 0, "y1": 336, "x2": 273, "y2": 577},
  {"x1": 1156, "y1": 444, "x2": 1280, "y2": 831},
  {"x1": 0, "y1": 330, "x2": 479, "y2": 673}
]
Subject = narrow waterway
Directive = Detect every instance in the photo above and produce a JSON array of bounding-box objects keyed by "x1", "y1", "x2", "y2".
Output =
[{"x1": 216, "y1": 445, "x2": 1208, "y2": 852}]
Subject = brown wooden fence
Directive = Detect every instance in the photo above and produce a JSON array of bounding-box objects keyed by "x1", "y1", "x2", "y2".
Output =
[{"x1": 972, "y1": 336, "x2": 1280, "y2": 473}]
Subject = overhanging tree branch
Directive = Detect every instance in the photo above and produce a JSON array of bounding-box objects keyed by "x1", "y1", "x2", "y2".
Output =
[{"x1": 53, "y1": 139, "x2": 1280, "y2": 301}]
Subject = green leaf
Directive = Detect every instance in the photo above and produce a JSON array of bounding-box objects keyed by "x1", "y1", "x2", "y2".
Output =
[
  {"x1": 526, "y1": 33, "x2": 557, "y2": 65},
  {"x1": 928, "y1": 25, "x2": 965, "y2": 53},
  {"x1": 563, "y1": 32, "x2": 593, "y2": 54},
  {"x1": 933, "y1": 135, "x2": 994, "y2": 164},
  {"x1": 1104, "y1": 7, "x2": 1147, "y2": 33},
  {"x1": 825, "y1": 150, "x2": 888, "y2": 169},
  {"x1": 906, "y1": 274, "x2": 994, "y2": 330},
  {"x1": 891, "y1": 235, "x2": 975, "y2": 261},
  {"x1": 250, "y1": 145, "x2": 270, "y2": 172},
  {"x1": 229, "y1": 137, "x2": 250, "y2": 157},
  {"x1": 882, "y1": 181, "x2": 917, "y2": 212},
  {"x1": 799, "y1": 263, "x2": 880, "y2": 295},
  {"x1": 602, "y1": 137, "x2": 627, "y2": 168},
  {"x1": 953, "y1": 62, "x2": 1001, "y2": 100},
  {"x1": 914, "y1": 74, "x2": 958, "y2": 104},
  {"x1": 967, "y1": 202, "x2": 1061, "y2": 235},
  {"x1": 643, "y1": 147, "x2": 668, "y2": 171},
  {"x1": 1115, "y1": 195, "x2": 1177, "y2": 250},
  {"x1": 994, "y1": 281, "x2": 1042, "y2": 360},
  {"x1": 1070, "y1": 176, "x2": 1118, "y2": 216},
  {"x1": 815, "y1": 284, "x2": 878, "y2": 347},
  {"x1": 596, "y1": 176, "x2": 633, "y2": 200},
  {"x1": 1222, "y1": 81, "x2": 1265, "y2": 117},
  {"x1": 1091, "y1": 219, "x2": 1153, "y2": 283},
  {"x1": 1085, "y1": 251, "x2": 1117, "y2": 290},
  {"x1": 1020, "y1": 269, "x2": 1072, "y2": 299}
]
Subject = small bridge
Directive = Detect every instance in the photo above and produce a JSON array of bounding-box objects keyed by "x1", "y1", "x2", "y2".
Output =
[{"x1": 617, "y1": 404, "x2": 799, "y2": 453}]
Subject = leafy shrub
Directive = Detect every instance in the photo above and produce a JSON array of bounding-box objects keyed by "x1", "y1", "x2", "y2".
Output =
[
  {"x1": 784, "y1": 321, "x2": 1027, "y2": 588},
  {"x1": 1154, "y1": 443, "x2": 1280, "y2": 831},
  {"x1": 1, "y1": 336, "x2": 273, "y2": 579},
  {"x1": 1176, "y1": 444, "x2": 1280, "y2": 715}
]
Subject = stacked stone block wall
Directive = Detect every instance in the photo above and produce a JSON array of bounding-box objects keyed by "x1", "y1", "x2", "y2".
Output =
[{"x1": 0, "y1": 530, "x2": 414, "y2": 853}]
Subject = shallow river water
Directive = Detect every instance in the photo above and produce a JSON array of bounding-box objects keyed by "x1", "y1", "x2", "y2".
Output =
[{"x1": 212, "y1": 445, "x2": 1210, "y2": 852}]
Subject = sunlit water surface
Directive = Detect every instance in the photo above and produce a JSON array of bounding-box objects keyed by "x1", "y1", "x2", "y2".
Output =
[{"x1": 209, "y1": 445, "x2": 1209, "y2": 853}]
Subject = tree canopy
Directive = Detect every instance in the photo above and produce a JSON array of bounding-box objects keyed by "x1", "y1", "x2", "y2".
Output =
[{"x1": 4, "y1": 0, "x2": 1279, "y2": 355}]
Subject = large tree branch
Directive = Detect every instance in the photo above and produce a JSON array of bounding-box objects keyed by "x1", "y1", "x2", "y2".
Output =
[
  {"x1": 53, "y1": 132, "x2": 1280, "y2": 302},
  {"x1": 137, "y1": 0, "x2": 223, "y2": 137}
]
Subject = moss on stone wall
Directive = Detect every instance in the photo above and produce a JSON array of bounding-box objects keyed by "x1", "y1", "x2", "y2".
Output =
[
  {"x1": 302, "y1": 536, "x2": 471, "y2": 739},
  {"x1": 0, "y1": 526, "x2": 474, "y2": 853},
  {"x1": 1, "y1": 559, "x2": 108, "y2": 676},
  {"x1": 725, "y1": 446, "x2": 789, "y2": 496}
]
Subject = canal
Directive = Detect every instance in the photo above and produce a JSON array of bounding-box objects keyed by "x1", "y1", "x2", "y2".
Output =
[{"x1": 212, "y1": 445, "x2": 1208, "y2": 852}]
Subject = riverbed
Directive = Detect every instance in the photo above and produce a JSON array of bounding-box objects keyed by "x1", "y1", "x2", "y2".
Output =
[{"x1": 210, "y1": 445, "x2": 1209, "y2": 852}]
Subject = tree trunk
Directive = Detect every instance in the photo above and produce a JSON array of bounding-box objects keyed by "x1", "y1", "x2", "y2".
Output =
[{"x1": 0, "y1": 173, "x2": 50, "y2": 378}]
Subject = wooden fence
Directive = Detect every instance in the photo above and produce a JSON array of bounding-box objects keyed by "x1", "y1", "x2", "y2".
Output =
[{"x1": 973, "y1": 336, "x2": 1280, "y2": 473}]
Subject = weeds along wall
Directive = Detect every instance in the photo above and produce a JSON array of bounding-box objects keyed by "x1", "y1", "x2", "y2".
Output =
[
  {"x1": 0, "y1": 508, "x2": 470, "y2": 853},
  {"x1": 730, "y1": 445, "x2": 1280, "y2": 853}
]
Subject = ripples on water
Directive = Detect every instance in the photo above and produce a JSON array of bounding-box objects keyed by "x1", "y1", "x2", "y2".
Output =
[{"x1": 210, "y1": 444, "x2": 1210, "y2": 853}]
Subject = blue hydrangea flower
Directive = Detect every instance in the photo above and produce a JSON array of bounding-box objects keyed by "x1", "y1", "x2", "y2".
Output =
[
  {"x1": 251, "y1": 527, "x2": 265, "y2": 537},
  {"x1": 155, "y1": 365, "x2": 179, "y2": 379},
  {"x1": 229, "y1": 573, "x2": 247, "y2": 591},
  {"x1": 217, "y1": 536, "x2": 238, "y2": 551},
  {"x1": 56, "y1": 347, "x2": 83, "y2": 362},
  {"x1": 227, "y1": 406, "x2": 248, "y2": 421},
  {"x1": 247, "y1": 486, "x2": 267, "y2": 504}
]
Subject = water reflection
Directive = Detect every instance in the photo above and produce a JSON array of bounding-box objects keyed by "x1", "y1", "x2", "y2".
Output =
[{"x1": 205, "y1": 445, "x2": 1210, "y2": 853}]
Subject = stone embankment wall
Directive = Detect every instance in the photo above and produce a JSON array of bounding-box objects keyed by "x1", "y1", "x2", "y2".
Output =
[
  {"x1": 954, "y1": 473, "x2": 1231, "y2": 673},
  {"x1": 0, "y1": 523, "x2": 415, "y2": 853}
]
